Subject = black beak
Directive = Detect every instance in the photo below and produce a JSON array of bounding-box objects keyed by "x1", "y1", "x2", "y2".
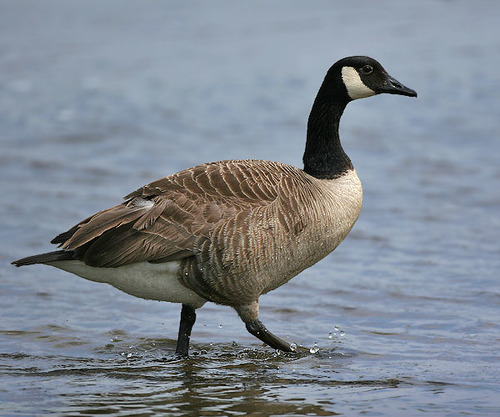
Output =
[{"x1": 381, "y1": 74, "x2": 417, "y2": 97}]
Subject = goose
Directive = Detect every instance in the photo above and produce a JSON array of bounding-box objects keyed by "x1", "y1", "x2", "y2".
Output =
[{"x1": 12, "y1": 56, "x2": 416, "y2": 356}]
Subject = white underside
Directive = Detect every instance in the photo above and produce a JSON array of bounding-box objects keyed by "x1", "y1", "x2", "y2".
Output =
[{"x1": 49, "y1": 260, "x2": 207, "y2": 308}]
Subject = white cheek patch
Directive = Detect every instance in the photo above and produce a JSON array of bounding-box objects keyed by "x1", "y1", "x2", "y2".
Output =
[{"x1": 341, "y1": 66, "x2": 376, "y2": 100}]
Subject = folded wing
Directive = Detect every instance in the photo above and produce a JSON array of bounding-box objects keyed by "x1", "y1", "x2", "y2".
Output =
[{"x1": 52, "y1": 160, "x2": 283, "y2": 268}]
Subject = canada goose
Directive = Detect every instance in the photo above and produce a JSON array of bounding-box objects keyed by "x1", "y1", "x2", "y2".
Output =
[{"x1": 13, "y1": 56, "x2": 416, "y2": 356}]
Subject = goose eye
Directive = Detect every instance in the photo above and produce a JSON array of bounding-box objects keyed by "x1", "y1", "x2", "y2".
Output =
[{"x1": 361, "y1": 65, "x2": 373, "y2": 75}]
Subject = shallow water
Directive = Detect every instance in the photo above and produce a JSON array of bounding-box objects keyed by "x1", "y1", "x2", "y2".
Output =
[{"x1": 1, "y1": 0, "x2": 499, "y2": 416}]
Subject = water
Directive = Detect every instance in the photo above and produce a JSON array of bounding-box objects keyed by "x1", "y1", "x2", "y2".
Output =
[{"x1": 1, "y1": 0, "x2": 499, "y2": 415}]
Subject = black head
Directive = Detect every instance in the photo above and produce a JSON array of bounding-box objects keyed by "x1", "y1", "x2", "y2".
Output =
[{"x1": 329, "y1": 56, "x2": 417, "y2": 100}]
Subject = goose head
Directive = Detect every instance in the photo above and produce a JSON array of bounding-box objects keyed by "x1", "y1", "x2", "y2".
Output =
[
  {"x1": 304, "y1": 56, "x2": 416, "y2": 179},
  {"x1": 333, "y1": 56, "x2": 417, "y2": 101}
]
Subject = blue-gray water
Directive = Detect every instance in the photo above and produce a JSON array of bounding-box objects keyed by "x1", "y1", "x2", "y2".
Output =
[{"x1": 1, "y1": 1, "x2": 499, "y2": 416}]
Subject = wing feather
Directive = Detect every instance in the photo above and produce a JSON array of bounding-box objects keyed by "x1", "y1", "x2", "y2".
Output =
[{"x1": 52, "y1": 160, "x2": 288, "y2": 268}]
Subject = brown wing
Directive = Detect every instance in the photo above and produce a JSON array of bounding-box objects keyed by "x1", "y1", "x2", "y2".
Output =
[{"x1": 53, "y1": 160, "x2": 285, "y2": 268}]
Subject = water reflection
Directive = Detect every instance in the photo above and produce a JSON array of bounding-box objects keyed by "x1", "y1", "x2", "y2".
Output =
[{"x1": 3, "y1": 344, "x2": 408, "y2": 416}]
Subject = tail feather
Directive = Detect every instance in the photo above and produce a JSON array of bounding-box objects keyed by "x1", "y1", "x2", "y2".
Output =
[{"x1": 12, "y1": 250, "x2": 76, "y2": 267}]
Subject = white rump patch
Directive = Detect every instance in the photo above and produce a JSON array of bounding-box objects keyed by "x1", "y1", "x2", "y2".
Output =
[
  {"x1": 341, "y1": 66, "x2": 376, "y2": 100},
  {"x1": 49, "y1": 260, "x2": 207, "y2": 308}
]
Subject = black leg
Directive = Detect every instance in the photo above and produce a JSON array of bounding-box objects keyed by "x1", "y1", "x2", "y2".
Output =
[
  {"x1": 175, "y1": 304, "x2": 196, "y2": 357},
  {"x1": 245, "y1": 319, "x2": 295, "y2": 352}
]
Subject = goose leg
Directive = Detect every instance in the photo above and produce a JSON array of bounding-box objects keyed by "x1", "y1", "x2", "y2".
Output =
[
  {"x1": 245, "y1": 319, "x2": 295, "y2": 352},
  {"x1": 175, "y1": 304, "x2": 196, "y2": 356}
]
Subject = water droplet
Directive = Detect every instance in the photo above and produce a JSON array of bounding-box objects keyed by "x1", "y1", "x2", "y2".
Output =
[
  {"x1": 328, "y1": 332, "x2": 333, "y2": 339},
  {"x1": 334, "y1": 325, "x2": 340, "y2": 332},
  {"x1": 309, "y1": 342, "x2": 319, "y2": 354},
  {"x1": 218, "y1": 324, "x2": 223, "y2": 329},
  {"x1": 126, "y1": 352, "x2": 133, "y2": 358},
  {"x1": 340, "y1": 330, "x2": 345, "y2": 337},
  {"x1": 290, "y1": 342, "x2": 297, "y2": 352}
]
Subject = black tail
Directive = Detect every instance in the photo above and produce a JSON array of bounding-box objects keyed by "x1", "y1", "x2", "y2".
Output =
[{"x1": 12, "y1": 250, "x2": 76, "y2": 267}]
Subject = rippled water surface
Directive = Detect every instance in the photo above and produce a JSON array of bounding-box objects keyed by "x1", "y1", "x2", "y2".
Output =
[{"x1": 1, "y1": 1, "x2": 499, "y2": 416}]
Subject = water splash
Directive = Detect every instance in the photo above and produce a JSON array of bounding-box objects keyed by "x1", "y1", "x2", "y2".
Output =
[
  {"x1": 328, "y1": 325, "x2": 345, "y2": 339},
  {"x1": 309, "y1": 342, "x2": 319, "y2": 354}
]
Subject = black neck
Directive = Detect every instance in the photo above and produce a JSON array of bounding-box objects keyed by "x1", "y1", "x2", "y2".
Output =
[{"x1": 302, "y1": 78, "x2": 352, "y2": 179}]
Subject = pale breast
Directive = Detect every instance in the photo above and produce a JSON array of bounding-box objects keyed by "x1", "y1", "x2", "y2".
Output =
[
  {"x1": 260, "y1": 168, "x2": 363, "y2": 293},
  {"x1": 207, "y1": 168, "x2": 363, "y2": 301}
]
